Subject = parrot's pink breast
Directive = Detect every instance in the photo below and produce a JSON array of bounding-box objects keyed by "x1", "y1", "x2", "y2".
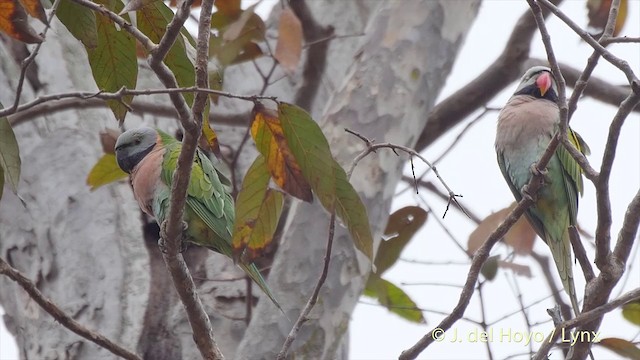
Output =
[{"x1": 130, "y1": 144, "x2": 164, "y2": 217}]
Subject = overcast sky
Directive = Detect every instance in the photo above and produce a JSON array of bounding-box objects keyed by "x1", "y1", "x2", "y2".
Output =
[{"x1": 1, "y1": 1, "x2": 639, "y2": 359}]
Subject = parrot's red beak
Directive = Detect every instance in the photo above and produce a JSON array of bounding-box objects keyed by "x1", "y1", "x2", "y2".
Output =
[{"x1": 536, "y1": 72, "x2": 552, "y2": 97}]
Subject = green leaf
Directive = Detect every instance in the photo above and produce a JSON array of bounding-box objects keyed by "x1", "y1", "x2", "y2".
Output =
[
  {"x1": 57, "y1": 0, "x2": 98, "y2": 49},
  {"x1": 623, "y1": 301, "x2": 640, "y2": 327},
  {"x1": 597, "y1": 338, "x2": 640, "y2": 360},
  {"x1": 481, "y1": 255, "x2": 500, "y2": 281},
  {"x1": 376, "y1": 206, "x2": 428, "y2": 275},
  {"x1": 278, "y1": 102, "x2": 373, "y2": 260},
  {"x1": 86, "y1": 153, "x2": 128, "y2": 191},
  {"x1": 365, "y1": 274, "x2": 425, "y2": 324},
  {"x1": 232, "y1": 155, "x2": 284, "y2": 263},
  {"x1": 86, "y1": 0, "x2": 137, "y2": 122},
  {"x1": 0, "y1": 113, "x2": 21, "y2": 193},
  {"x1": 137, "y1": 2, "x2": 195, "y2": 105}
]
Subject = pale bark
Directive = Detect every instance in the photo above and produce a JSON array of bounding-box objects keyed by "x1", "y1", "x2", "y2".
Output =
[{"x1": 0, "y1": 1, "x2": 479, "y2": 359}]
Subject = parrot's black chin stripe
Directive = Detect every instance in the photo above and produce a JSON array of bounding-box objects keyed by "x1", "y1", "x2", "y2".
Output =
[
  {"x1": 116, "y1": 142, "x2": 156, "y2": 174},
  {"x1": 514, "y1": 84, "x2": 559, "y2": 103}
]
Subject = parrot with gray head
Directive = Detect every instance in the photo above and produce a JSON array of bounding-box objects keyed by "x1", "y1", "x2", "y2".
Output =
[
  {"x1": 115, "y1": 127, "x2": 282, "y2": 312},
  {"x1": 495, "y1": 66, "x2": 590, "y2": 317}
]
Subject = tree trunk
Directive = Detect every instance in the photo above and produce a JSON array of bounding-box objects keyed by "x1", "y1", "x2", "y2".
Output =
[{"x1": 0, "y1": 0, "x2": 479, "y2": 359}]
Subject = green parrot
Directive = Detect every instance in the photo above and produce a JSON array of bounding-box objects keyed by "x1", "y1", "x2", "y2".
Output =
[
  {"x1": 495, "y1": 66, "x2": 590, "y2": 317},
  {"x1": 115, "y1": 127, "x2": 282, "y2": 312}
]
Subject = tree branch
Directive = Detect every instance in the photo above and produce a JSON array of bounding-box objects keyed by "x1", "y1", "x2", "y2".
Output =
[
  {"x1": 0, "y1": 257, "x2": 141, "y2": 360},
  {"x1": 414, "y1": 0, "x2": 563, "y2": 151},
  {"x1": 532, "y1": 287, "x2": 640, "y2": 360}
]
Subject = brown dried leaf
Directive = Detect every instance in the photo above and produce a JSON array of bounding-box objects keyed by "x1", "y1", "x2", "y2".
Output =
[
  {"x1": 18, "y1": 0, "x2": 46, "y2": 23},
  {"x1": 497, "y1": 260, "x2": 532, "y2": 278},
  {"x1": 468, "y1": 202, "x2": 536, "y2": 256},
  {"x1": 587, "y1": 0, "x2": 628, "y2": 36},
  {"x1": 223, "y1": 2, "x2": 259, "y2": 42},
  {"x1": 100, "y1": 128, "x2": 120, "y2": 154},
  {"x1": 0, "y1": 0, "x2": 43, "y2": 43},
  {"x1": 274, "y1": 6, "x2": 303, "y2": 74}
]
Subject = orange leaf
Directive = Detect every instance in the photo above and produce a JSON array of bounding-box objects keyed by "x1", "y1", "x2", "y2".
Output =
[
  {"x1": 251, "y1": 104, "x2": 313, "y2": 202},
  {"x1": 201, "y1": 114, "x2": 221, "y2": 157},
  {"x1": 468, "y1": 202, "x2": 536, "y2": 256},
  {"x1": 587, "y1": 0, "x2": 628, "y2": 36},
  {"x1": 17, "y1": 0, "x2": 46, "y2": 23},
  {"x1": 0, "y1": 0, "x2": 43, "y2": 43},
  {"x1": 274, "y1": 6, "x2": 303, "y2": 74}
]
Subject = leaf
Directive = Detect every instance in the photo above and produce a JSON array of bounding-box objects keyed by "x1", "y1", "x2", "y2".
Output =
[
  {"x1": 468, "y1": 202, "x2": 536, "y2": 256},
  {"x1": 0, "y1": 114, "x2": 21, "y2": 193},
  {"x1": 86, "y1": 154, "x2": 128, "y2": 191},
  {"x1": 375, "y1": 206, "x2": 428, "y2": 275},
  {"x1": 586, "y1": 0, "x2": 628, "y2": 36},
  {"x1": 223, "y1": 2, "x2": 259, "y2": 42},
  {"x1": 87, "y1": 0, "x2": 137, "y2": 122},
  {"x1": 481, "y1": 255, "x2": 499, "y2": 281},
  {"x1": 597, "y1": 337, "x2": 640, "y2": 360},
  {"x1": 622, "y1": 300, "x2": 640, "y2": 326},
  {"x1": 232, "y1": 155, "x2": 284, "y2": 263},
  {"x1": 100, "y1": 128, "x2": 120, "y2": 154},
  {"x1": 17, "y1": 0, "x2": 46, "y2": 23},
  {"x1": 497, "y1": 260, "x2": 532, "y2": 278},
  {"x1": 208, "y1": 69, "x2": 223, "y2": 104},
  {"x1": 137, "y1": 2, "x2": 196, "y2": 105},
  {"x1": 214, "y1": 0, "x2": 241, "y2": 17},
  {"x1": 278, "y1": 102, "x2": 373, "y2": 260},
  {"x1": 274, "y1": 6, "x2": 303, "y2": 74},
  {"x1": 201, "y1": 103, "x2": 221, "y2": 156},
  {"x1": 121, "y1": 0, "x2": 159, "y2": 14},
  {"x1": 210, "y1": 10, "x2": 265, "y2": 66},
  {"x1": 251, "y1": 104, "x2": 312, "y2": 202},
  {"x1": 365, "y1": 274, "x2": 426, "y2": 324},
  {"x1": 57, "y1": 0, "x2": 98, "y2": 49},
  {"x1": 0, "y1": 0, "x2": 43, "y2": 43}
]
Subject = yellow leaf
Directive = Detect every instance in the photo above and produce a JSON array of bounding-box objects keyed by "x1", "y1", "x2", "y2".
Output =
[
  {"x1": 251, "y1": 104, "x2": 313, "y2": 202},
  {"x1": 587, "y1": 0, "x2": 628, "y2": 36},
  {"x1": 86, "y1": 154, "x2": 128, "y2": 191},
  {"x1": 274, "y1": 7, "x2": 303, "y2": 74}
]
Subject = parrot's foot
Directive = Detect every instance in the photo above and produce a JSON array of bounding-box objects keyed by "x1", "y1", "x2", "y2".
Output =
[
  {"x1": 521, "y1": 184, "x2": 537, "y2": 202},
  {"x1": 529, "y1": 163, "x2": 550, "y2": 183},
  {"x1": 158, "y1": 220, "x2": 189, "y2": 254}
]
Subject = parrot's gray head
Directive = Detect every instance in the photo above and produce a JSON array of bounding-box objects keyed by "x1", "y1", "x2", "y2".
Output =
[
  {"x1": 513, "y1": 66, "x2": 558, "y2": 103},
  {"x1": 115, "y1": 127, "x2": 158, "y2": 174}
]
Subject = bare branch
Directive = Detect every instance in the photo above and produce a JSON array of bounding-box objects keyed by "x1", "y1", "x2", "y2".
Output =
[
  {"x1": 0, "y1": 257, "x2": 141, "y2": 360},
  {"x1": 414, "y1": 0, "x2": 563, "y2": 151},
  {"x1": 532, "y1": 288, "x2": 640, "y2": 360},
  {"x1": 0, "y1": 87, "x2": 275, "y2": 119}
]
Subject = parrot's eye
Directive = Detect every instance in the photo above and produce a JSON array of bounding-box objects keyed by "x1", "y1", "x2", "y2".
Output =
[{"x1": 134, "y1": 138, "x2": 141, "y2": 145}]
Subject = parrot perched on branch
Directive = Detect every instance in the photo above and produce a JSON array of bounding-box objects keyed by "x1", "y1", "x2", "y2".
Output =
[
  {"x1": 115, "y1": 127, "x2": 282, "y2": 312},
  {"x1": 495, "y1": 66, "x2": 590, "y2": 317}
]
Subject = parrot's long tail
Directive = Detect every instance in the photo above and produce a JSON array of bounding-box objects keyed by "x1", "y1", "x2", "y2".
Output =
[
  {"x1": 240, "y1": 262, "x2": 285, "y2": 315},
  {"x1": 548, "y1": 229, "x2": 581, "y2": 318}
]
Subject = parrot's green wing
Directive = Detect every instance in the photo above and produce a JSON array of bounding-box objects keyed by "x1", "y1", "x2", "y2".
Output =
[
  {"x1": 556, "y1": 128, "x2": 589, "y2": 226},
  {"x1": 158, "y1": 131, "x2": 233, "y2": 244}
]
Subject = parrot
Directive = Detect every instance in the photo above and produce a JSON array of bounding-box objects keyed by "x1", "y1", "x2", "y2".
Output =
[
  {"x1": 114, "y1": 127, "x2": 283, "y2": 312},
  {"x1": 495, "y1": 66, "x2": 590, "y2": 317}
]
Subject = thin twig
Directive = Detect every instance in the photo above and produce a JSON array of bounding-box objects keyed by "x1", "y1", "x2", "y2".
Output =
[
  {"x1": 0, "y1": 257, "x2": 141, "y2": 360},
  {"x1": 0, "y1": 87, "x2": 275, "y2": 119},
  {"x1": 9, "y1": 0, "x2": 62, "y2": 112},
  {"x1": 276, "y1": 213, "x2": 337, "y2": 360},
  {"x1": 345, "y1": 128, "x2": 467, "y2": 219}
]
